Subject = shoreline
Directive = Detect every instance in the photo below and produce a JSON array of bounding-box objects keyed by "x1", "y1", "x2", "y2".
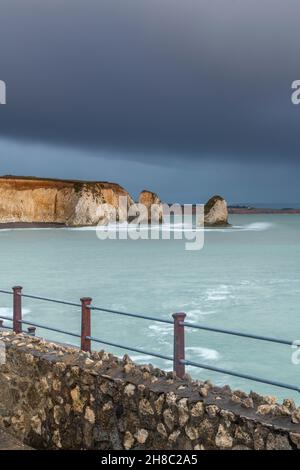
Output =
[
  {"x1": 0, "y1": 222, "x2": 66, "y2": 229},
  {"x1": 0, "y1": 211, "x2": 300, "y2": 231},
  {"x1": 228, "y1": 208, "x2": 300, "y2": 214},
  {"x1": 179, "y1": 205, "x2": 300, "y2": 215}
]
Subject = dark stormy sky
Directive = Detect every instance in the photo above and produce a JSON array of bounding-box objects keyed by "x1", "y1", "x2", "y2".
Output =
[{"x1": 0, "y1": 0, "x2": 300, "y2": 204}]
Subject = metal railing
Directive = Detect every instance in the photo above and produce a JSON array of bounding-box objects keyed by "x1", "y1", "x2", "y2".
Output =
[{"x1": 0, "y1": 286, "x2": 299, "y2": 394}]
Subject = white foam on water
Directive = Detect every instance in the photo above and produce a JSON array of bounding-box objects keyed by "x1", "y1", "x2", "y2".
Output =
[
  {"x1": 186, "y1": 309, "x2": 215, "y2": 321},
  {"x1": 0, "y1": 307, "x2": 31, "y2": 319},
  {"x1": 186, "y1": 346, "x2": 220, "y2": 361},
  {"x1": 148, "y1": 324, "x2": 173, "y2": 336},
  {"x1": 241, "y1": 222, "x2": 275, "y2": 231},
  {"x1": 239, "y1": 280, "x2": 252, "y2": 285},
  {"x1": 204, "y1": 223, "x2": 274, "y2": 232},
  {"x1": 206, "y1": 284, "x2": 235, "y2": 302},
  {"x1": 207, "y1": 294, "x2": 228, "y2": 301},
  {"x1": 204, "y1": 227, "x2": 240, "y2": 232},
  {"x1": 64, "y1": 220, "x2": 235, "y2": 233},
  {"x1": 0, "y1": 220, "x2": 275, "y2": 234},
  {"x1": 130, "y1": 355, "x2": 155, "y2": 362}
]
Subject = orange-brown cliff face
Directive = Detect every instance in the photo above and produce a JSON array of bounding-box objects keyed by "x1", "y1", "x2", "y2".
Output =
[
  {"x1": 0, "y1": 176, "x2": 134, "y2": 226},
  {"x1": 138, "y1": 190, "x2": 164, "y2": 223}
]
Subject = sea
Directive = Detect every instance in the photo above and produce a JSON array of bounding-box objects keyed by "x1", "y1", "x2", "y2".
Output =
[{"x1": 0, "y1": 213, "x2": 300, "y2": 403}]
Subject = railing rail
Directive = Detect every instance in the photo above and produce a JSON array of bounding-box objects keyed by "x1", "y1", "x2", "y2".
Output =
[
  {"x1": 182, "y1": 321, "x2": 295, "y2": 346},
  {"x1": 89, "y1": 305, "x2": 173, "y2": 325},
  {"x1": 0, "y1": 285, "x2": 299, "y2": 395},
  {"x1": 88, "y1": 335, "x2": 174, "y2": 363},
  {"x1": 182, "y1": 360, "x2": 300, "y2": 393}
]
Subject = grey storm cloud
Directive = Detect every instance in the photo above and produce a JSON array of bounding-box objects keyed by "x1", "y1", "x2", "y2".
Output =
[{"x1": 1, "y1": 0, "x2": 300, "y2": 164}]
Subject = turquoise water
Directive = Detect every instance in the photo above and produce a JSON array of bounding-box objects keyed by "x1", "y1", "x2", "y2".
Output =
[{"x1": 0, "y1": 214, "x2": 300, "y2": 403}]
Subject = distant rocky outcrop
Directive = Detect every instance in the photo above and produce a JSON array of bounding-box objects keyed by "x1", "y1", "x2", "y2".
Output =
[
  {"x1": 204, "y1": 195, "x2": 229, "y2": 226},
  {"x1": 0, "y1": 176, "x2": 229, "y2": 228},
  {"x1": 0, "y1": 176, "x2": 134, "y2": 226},
  {"x1": 138, "y1": 190, "x2": 164, "y2": 223}
]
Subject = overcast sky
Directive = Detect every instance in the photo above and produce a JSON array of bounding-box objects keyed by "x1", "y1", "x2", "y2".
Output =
[{"x1": 0, "y1": 0, "x2": 300, "y2": 203}]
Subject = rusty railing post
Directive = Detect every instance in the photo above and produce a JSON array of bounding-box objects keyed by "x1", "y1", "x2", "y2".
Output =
[
  {"x1": 172, "y1": 312, "x2": 186, "y2": 378},
  {"x1": 13, "y1": 286, "x2": 22, "y2": 334},
  {"x1": 81, "y1": 297, "x2": 92, "y2": 352}
]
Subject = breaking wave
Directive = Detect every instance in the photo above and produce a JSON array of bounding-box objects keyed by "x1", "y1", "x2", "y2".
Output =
[
  {"x1": 185, "y1": 346, "x2": 220, "y2": 361},
  {"x1": 0, "y1": 307, "x2": 31, "y2": 319}
]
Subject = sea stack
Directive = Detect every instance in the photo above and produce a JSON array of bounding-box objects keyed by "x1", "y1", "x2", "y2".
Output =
[
  {"x1": 204, "y1": 195, "x2": 229, "y2": 226},
  {"x1": 138, "y1": 190, "x2": 164, "y2": 223}
]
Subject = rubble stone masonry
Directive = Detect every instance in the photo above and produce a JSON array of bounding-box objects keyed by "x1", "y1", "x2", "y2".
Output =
[{"x1": 0, "y1": 331, "x2": 300, "y2": 450}]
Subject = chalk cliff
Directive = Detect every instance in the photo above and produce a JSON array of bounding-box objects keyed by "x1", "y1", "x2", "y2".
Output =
[
  {"x1": 138, "y1": 190, "x2": 164, "y2": 223},
  {"x1": 204, "y1": 195, "x2": 229, "y2": 226},
  {"x1": 0, "y1": 176, "x2": 134, "y2": 226}
]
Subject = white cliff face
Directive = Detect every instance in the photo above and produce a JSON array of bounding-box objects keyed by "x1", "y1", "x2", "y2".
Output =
[
  {"x1": 0, "y1": 177, "x2": 134, "y2": 226},
  {"x1": 204, "y1": 195, "x2": 229, "y2": 226},
  {"x1": 138, "y1": 190, "x2": 164, "y2": 223},
  {"x1": 68, "y1": 185, "x2": 133, "y2": 226}
]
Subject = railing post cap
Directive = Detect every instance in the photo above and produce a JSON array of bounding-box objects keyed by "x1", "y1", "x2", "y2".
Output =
[
  {"x1": 80, "y1": 297, "x2": 92, "y2": 303},
  {"x1": 12, "y1": 286, "x2": 23, "y2": 291},
  {"x1": 172, "y1": 312, "x2": 186, "y2": 320},
  {"x1": 27, "y1": 326, "x2": 36, "y2": 333}
]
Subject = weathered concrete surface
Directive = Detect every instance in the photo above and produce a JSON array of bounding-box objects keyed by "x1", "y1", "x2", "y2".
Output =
[{"x1": 0, "y1": 331, "x2": 300, "y2": 450}]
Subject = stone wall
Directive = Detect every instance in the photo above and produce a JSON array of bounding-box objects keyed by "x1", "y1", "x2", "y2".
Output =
[{"x1": 0, "y1": 331, "x2": 300, "y2": 450}]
